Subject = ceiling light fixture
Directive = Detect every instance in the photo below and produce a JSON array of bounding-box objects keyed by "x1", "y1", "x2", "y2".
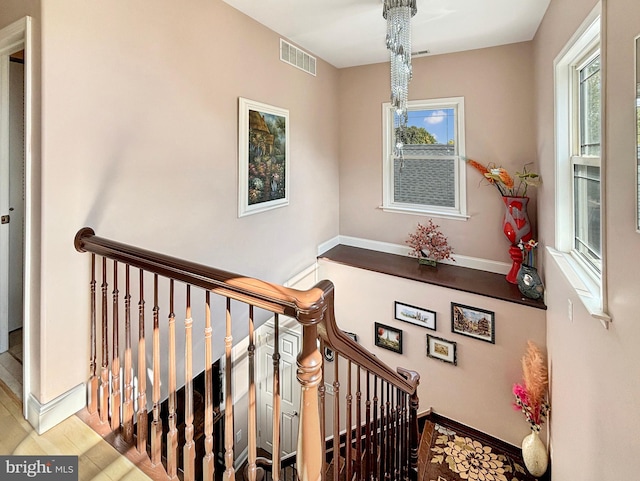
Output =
[{"x1": 384, "y1": 0, "x2": 417, "y2": 160}]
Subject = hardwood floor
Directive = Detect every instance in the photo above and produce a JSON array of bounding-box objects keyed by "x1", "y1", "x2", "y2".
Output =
[
  {"x1": 0, "y1": 379, "x2": 154, "y2": 480},
  {"x1": 0, "y1": 328, "x2": 23, "y2": 401}
]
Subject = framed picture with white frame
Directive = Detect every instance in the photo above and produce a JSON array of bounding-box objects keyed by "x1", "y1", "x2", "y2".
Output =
[{"x1": 238, "y1": 97, "x2": 290, "y2": 217}]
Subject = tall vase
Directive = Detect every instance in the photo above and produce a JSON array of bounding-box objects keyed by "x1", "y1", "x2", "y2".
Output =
[
  {"x1": 521, "y1": 429, "x2": 548, "y2": 477},
  {"x1": 502, "y1": 196, "x2": 532, "y2": 284}
]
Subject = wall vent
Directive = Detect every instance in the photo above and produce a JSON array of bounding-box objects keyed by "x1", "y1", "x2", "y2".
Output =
[{"x1": 280, "y1": 39, "x2": 316, "y2": 76}]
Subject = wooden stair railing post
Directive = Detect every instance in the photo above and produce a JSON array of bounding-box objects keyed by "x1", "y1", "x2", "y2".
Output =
[
  {"x1": 318, "y1": 340, "x2": 326, "y2": 481},
  {"x1": 122, "y1": 265, "x2": 134, "y2": 443},
  {"x1": 223, "y1": 298, "x2": 236, "y2": 481},
  {"x1": 184, "y1": 286, "x2": 196, "y2": 481},
  {"x1": 397, "y1": 368, "x2": 420, "y2": 477},
  {"x1": 246, "y1": 305, "x2": 257, "y2": 481},
  {"x1": 99, "y1": 257, "x2": 109, "y2": 424},
  {"x1": 203, "y1": 291, "x2": 215, "y2": 481},
  {"x1": 296, "y1": 306, "x2": 325, "y2": 481},
  {"x1": 151, "y1": 274, "x2": 162, "y2": 466},
  {"x1": 355, "y1": 366, "x2": 362, "y2": 481},
  {"x1": 167, "y1": 280, "x2": 178, "y2": 479},
  {"x1": 111, "y1": 261, "x2": 121, "y2": 432},
  {"x1": 136, "y1": 269, "x2": 148, "y2": 455},
  {"x1": 272, "y1": 314, "x2": 281, "y2": 481},
  {"x1": 345, "y1": 360, "x2": 353, "y2": 481},
  {"x1": 88, "y1": 254, "x2": 98, "y2": 415},
  {"x1": 332, "y1": 357, "x2": 340, "y2": 481}
]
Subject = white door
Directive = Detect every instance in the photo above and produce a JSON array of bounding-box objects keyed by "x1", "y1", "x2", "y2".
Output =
[
  {"x1": 258, "y1": 322, "x2": 301, "y2": 457},
  {"x1": 0, "y1": 50, "x2": 25, "y2": 353},
  {"x1": 8, "y1": 57, "x2": 24, "y2": 333}
]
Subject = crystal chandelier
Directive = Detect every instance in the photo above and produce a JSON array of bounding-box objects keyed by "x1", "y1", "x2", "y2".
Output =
[{"x1": 383, "y1": 0, "x2": 417, "y2": 160}]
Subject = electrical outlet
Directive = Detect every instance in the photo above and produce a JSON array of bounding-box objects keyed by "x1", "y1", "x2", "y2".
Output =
[
  {"x1": 236, "y1": 430, "x2": 242, "y2": 443},
  {"x1": 568, "y1": 299, "x2": 573, "y2": 322}
]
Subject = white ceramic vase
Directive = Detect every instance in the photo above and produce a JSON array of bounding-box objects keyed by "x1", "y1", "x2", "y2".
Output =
[{"x1": 521, "y1": 429, "x2": 548, "y2": 477}]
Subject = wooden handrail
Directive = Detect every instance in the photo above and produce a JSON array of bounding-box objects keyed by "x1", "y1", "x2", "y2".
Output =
[
  {"x1": 76, "y1": 227, "x2": 418, "y2": 396},
  {"x1": 75, "y1": 227, "x2": 420, "y2": 481},
  {"x1": 317, "y1": 286, "x2": 418, "y2": 394},
  {"x1": 75, "y1": 227, "x2": 329, "y2": 320}
]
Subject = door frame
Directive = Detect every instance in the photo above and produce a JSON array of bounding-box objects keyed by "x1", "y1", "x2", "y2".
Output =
[{"x1": 0, "y1": 16, "x2": 33, "y2": 415}]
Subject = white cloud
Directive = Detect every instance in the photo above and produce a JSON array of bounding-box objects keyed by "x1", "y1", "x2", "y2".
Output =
[{"x1": 423, "y1": 110, "x2": 448, "y2": 125}]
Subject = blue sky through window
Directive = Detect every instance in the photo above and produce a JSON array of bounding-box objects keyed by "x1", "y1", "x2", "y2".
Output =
[{"x1": 407, "y1": 108, "x2": 455, "y2": 144}]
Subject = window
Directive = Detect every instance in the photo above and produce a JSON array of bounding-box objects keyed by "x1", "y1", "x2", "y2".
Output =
[
  {"x1": 553, "y1": 6, "x2": 609, "y2": 324},
  {"x1": 382, "y1": 97, "x2": 466, "y2": 219},
  {"x1": 573, "y1": 51, "x2": 601, "y2": 273}
]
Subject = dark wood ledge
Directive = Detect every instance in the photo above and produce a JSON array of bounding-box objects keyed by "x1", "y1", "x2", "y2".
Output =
[{"x1": 318, "y1": 245, "x2": 546, "y2": 310}]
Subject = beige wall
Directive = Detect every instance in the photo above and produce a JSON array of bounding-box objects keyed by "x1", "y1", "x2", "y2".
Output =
[
  {"x1": 319, "y1": 259, "x2": 547, "y2": 446},
  {"x1": 534, "y1": 0, "x2": 640, "y2": 478},
  {"x1": 337, "y1": 42, "x2": 537, "y2": 263},
  {"x1": 0, "y1": 0, "x2": 341, "y2": 404}
]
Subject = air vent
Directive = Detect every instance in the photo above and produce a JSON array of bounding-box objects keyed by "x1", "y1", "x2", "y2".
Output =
[{"x1": 280, "y1": 39, "x2": 316, "y2": 76}]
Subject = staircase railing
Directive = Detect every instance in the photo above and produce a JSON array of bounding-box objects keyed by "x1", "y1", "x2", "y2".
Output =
[{"x1": 74, "y1": 228, "x2": 419, "y2": 481}]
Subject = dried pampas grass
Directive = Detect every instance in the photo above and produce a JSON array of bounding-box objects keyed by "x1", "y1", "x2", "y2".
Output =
[{"x1": 521, "y1": 341, "x2": 548, "y2": 416}]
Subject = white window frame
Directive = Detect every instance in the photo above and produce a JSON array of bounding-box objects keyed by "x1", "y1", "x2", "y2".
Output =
[
  {"x1": 381, "y1": 97, "x2": 467, "y2": 220},
  {"x1": 551, "y1": 4, "x2": 610, "y2": 326}
]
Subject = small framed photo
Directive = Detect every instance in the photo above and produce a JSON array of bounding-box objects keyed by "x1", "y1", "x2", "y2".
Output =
[
  {"x1": 374, "y1": 322, "x2": 403, "y2": 354},
  {"x1": 426, "y1": 334, "x2": 457, "y2": 365},
  {"x1": 451, "y1": 303, "x2": 495, "y2": 344},
  {"x1": 394, "y1": 301, "x2": 436, "y2": 330},
  {"x1": 238, "y1": 97, "x2": 290, "y2": 217}
]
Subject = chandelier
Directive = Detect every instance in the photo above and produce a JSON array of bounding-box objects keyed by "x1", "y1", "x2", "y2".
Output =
[{"x1": 383, "y1": 0, "x2": 417, "y2": 160}]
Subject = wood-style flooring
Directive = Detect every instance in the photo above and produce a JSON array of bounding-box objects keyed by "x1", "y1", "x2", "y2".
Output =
[
  {"x1": 0, "y1": 328, "x2": 23, "y2": 401},
  {"x1": 0, "y1": 378, "x2": 154, "y2": 481}
]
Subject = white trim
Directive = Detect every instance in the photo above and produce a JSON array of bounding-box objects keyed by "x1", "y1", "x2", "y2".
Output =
[
  {"x1": 283, "y1": 263, "x2": 318, "y2": 288},
  {"x1": 553, "y1": 4, "x2": 609, "y2": 323},
  {"x1": 378, "y1": 204, "x2": 470, "y2": 221},
  {"x1": 327, "y1": 235, "x2": 510, "y2": 275},
  {"x1": 317, "y1": 235, "x2": 340, "y2": 256},
  {"x1": 26, "y1": 383, "x2": 86, "y2": 434},
  {"x1": 0, "y1": 15, "x2": 33, "y2": 420},
  {"x1": 547, "y1": 247, "x2": 611, "y2": 328}
]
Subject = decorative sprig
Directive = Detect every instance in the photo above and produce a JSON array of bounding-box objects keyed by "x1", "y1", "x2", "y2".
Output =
[
  {"x1": 466, "y1": 158, "x2": 541, "y2": 197},
  {"x1": 518, "y1": 239, "x2": 539, "y2": 267},
  {"x1": 512, "y1": 341, "x2": 549, "y2": 432},
  {"x1": 406, "y1": 219, "x2": 454, "y2": 262}
]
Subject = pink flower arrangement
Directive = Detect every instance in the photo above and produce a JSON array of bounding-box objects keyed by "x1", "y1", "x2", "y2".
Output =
[
  {"x1": 406, "y1": 219, "x2": 454, "y2": 262},
  {"x1": 513, "y1": 341, "x2": 550, "y2": 432}
]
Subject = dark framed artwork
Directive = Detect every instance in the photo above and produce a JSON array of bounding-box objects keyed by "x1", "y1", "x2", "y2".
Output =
[
  {"x1": 426, "y1": 334, "x2": 457, "y2": 365},
  {"x1": 238, "y1": 97, "x2": 290, "y2": 217},
  {"x1": 451, "y1": 302, "x2": 495, "y2": 344},
  {"x1": 374, "y1": 322, "x2": 403, "y2": 354},
  {"x1": 394, "y1": 301, "x2": 436, "y2": 330}
]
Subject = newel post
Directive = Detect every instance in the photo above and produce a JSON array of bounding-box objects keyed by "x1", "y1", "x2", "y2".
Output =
[{"x1": 295, "y1": 302, "x2": 325, "y2": 481}]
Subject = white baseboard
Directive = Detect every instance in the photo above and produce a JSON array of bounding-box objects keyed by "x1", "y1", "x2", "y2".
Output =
[
  {"x1": 318, "y1": 235, "x2": 511, "y2": 275},
  {"x1": 26, "y1": 383, "x2": 86, "y2": 434}
]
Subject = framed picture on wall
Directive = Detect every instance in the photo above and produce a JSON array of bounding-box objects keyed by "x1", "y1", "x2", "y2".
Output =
[
  {"x1": 451, "y1": 302, "x2": 495, "y2": 344},
  {"x1": 394, "y1": 301, "x2": 436, "y2": 330},
  {"x1": 238, "y1": 97, "x2": 290, "y2": 217},
  {"x1": 426, "y1": 334, "x2": 457, "y2": 365},
  {"x1": 374, "y1": 322, "x2": 403, "y2": 354}
]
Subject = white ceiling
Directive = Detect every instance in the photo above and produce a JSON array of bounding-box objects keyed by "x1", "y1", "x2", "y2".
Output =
[{"x1": 222, "y1": 0, "x2": 551, "y2": 69}]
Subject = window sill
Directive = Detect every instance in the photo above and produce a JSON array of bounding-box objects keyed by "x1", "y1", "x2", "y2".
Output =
[
  {"x1": 379, "y1": 205, "x2": 470, "y2": 221},
  {"x1": 546, "y1": 246, "x2": 611, "y2": 328}
]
